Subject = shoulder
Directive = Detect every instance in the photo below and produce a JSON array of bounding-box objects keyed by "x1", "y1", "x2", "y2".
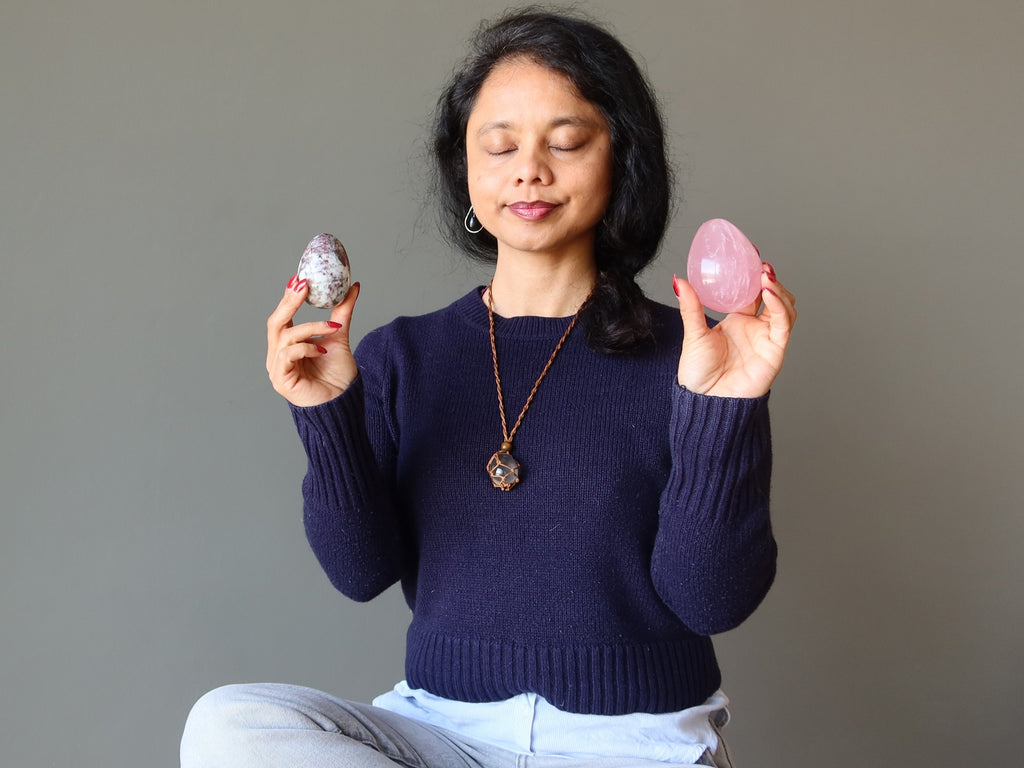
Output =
[
  {"x1": 643, "y1": 296, "x2": 721, "y2": 350},
  {"x1": 355, "y1": 288, "x2": 485, "y2": 365},
  {"x1": 647, "y1": 298, "x2": 683, "y2": 338},
  {"x1": 626, "y1": 297, "x2": 682, "y2": 359}
]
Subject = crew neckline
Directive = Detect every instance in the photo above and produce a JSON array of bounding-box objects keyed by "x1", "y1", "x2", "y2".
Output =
[{"x1": 456, "y1": 287, "x2": 583, "y2": 340}]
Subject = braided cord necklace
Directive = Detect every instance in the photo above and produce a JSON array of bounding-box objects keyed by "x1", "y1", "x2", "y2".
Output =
[{"x1": 485, "y1": 282, "x2": 585, "y2": 490}]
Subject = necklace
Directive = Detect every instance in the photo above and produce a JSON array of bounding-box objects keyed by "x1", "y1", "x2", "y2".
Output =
[{"x1": 485, "y1": 283, "x2": 585, "y2": 491}]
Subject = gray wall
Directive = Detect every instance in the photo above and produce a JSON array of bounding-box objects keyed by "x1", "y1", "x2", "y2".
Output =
[{"x1": 2, "y1": 1, "x2": 1021, "y2": 765}]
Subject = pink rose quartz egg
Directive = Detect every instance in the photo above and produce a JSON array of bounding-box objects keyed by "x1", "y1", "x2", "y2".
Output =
[
  {"x1": 686, "y1": 218, "x2": 762, "y2": 313},
  {"x1": 297, "y1": 233, "x2": 351, "y2": 309}
]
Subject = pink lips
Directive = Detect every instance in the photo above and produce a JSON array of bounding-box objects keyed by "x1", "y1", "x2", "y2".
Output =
[{"x1": 507, "y1": 201, "x2": 558, "y2": 220}]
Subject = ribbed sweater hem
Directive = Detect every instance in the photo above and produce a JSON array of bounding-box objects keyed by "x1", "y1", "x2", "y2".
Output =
[{"x1": 405, "y1": 626, "x2": 721, "y2": 716}]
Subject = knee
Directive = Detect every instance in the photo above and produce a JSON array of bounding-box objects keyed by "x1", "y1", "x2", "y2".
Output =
[{"x1": 180, "y1": 684, "x2": 264, "y2": 768}]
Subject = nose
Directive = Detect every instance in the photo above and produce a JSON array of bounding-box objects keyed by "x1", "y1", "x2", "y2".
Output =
[{"x1": 514, "y1": 142, "x2": 553, "y2": 186}]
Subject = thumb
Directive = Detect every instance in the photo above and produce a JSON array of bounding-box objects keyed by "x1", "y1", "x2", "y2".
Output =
[
  {"x1": 673, "y1": 275, "x2": 710, "y2": 339},
  {"x1": 328, "y1": 281, "x2": 361, "y2": 336}
]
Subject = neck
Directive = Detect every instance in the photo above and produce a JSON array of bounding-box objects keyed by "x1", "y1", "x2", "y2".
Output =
[{"x1": 486, "y1": 257, "x2": 597, "y2": 318}]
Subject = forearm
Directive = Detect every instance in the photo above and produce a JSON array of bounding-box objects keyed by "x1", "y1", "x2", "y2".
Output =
[
  {"x1": 290, "y1": 377, "x2": 406, "y2": 601},
  {"x1": 651, "y1": 388, "x2": 776, "y2": 635}
]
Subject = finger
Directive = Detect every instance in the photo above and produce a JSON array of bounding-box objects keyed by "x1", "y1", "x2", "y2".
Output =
[
  {"x1": 672, "y1": 274, "x2": 711, "y2": 339},
  {"x1": 317, "y1": 282, "x2": 361, "y2": 353},
  {"x1": 267, "y1": 274, "x2": 309, "y2": 337},
  {"x1": 276, "y1": 339, "x2": 329, "y2": 368},
  {"x1": 761, "y1": 277, "x2": 796, "y2": 318},
  {"x1": 328, "y1": 281, "x2": 360, "y2": 327},
  {"x1": 762, "y1": 262, "x2": 796, "y2": 306},
  {"x1": 269, "y1": 337, "x2": 329, "y2": 383},
  {"x1": 734, "y1": 291, "x2": 763, "y2": 317},
  {"x1": 761, "y1": 284, "x2": 797, "y2": 348},
  {"x1": 276, "y1": 319, "x2": 345, "y2": 350},
  {"x1": 266, "y1": 274, "x2": 310, "y2": 371}
]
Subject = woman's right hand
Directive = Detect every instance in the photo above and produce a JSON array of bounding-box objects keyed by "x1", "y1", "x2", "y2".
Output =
[{"x1": 266, "y1": 274, "x2": 361, "y2": 407}]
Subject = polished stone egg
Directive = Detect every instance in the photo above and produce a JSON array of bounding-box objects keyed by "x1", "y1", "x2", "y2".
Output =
[{"x1": 297, "y1": 233, "x2": 351, "y2": 309}]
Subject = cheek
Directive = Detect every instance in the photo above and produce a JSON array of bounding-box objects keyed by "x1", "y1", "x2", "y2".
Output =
[
  {"x1": 584, "y1": 159, "x2": 614, "y2": 212},
  {"x1": 466, "y1": 160, "x2": 501, "y2": 203},
  {"x1": 599, "y1": 161, "x2": 615, "y2": 209}
]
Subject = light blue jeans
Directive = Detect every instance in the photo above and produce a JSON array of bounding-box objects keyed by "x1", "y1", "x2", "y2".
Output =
[{"x1": 180, "y1": 683, "x2": 734, "y2": 767}]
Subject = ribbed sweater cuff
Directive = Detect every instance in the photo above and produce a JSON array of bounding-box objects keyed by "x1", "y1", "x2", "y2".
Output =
[
  {"x1": 288, "y1": 377, "x2": 378, "y2": 509},
  {"x1": 668, "y1": 387, "x2": 771, "y2": 523}
]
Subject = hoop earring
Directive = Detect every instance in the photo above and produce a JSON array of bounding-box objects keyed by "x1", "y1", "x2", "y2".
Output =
[{"x1": 464, "y1": 206, "x2": 483, "y2": 234}]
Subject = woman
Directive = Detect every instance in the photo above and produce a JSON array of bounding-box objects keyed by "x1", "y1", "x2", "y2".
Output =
[{"x1": 182, "y1": 8, "x2": 796, "y2": 768}]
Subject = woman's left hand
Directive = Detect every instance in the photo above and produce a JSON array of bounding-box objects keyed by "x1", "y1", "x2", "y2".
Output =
[{"x1": 673, "y1": 263, "x2": 797, "y2": 398}]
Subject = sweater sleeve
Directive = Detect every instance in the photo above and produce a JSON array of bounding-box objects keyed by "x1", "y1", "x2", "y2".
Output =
[
  {"x1": 288, "y1": 329, "x2": 406, "y2": 602},
  {"x1": 650, "y1": 387, "x2": 776, "y2": 636}
]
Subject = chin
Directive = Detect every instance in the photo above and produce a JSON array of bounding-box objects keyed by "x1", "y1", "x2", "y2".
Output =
[{"x1": 496, "y1": 227, "x2": 592, "y2": 259}]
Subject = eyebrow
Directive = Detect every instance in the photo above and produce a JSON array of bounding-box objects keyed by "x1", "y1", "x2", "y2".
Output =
[{"x1": 475, "y1": 115, "x2": 599, "y2": 137}]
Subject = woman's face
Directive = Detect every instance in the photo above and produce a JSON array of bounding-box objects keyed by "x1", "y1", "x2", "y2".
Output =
[{"x1": 465, "y1": 58, "x2": 613, "y2": 264}]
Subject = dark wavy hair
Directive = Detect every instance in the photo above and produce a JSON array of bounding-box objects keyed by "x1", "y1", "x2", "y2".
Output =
[{"x1": 432, "y1": 7, "x2": 673, "y2": 354}]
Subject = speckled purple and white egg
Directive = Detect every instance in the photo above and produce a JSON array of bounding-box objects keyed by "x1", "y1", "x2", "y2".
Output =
[{"x1": 297, "y1": 233, "x2": 351, "y2": 309}]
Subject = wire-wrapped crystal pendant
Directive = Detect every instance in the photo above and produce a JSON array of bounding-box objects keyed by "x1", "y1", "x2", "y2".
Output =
[{"x1": 487, "y1": 441, "x2": 520, "y2": 491}]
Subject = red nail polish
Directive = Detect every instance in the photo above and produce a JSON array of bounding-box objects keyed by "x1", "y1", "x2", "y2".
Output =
[
  {"x1": 763, "y1": 262, "x2": 777, "y2": 281},
  {"x1": 316, "y1": 345, "x2": 328, "y2": 354},
  {"x1": 287, "y1": 274, "x2": 298, "y2": 289},
  {"x1": 673, "y1": 275, "x2": 681, "y2": 297},
  {"x1": 327, "y1": 321, "x2": 342, "y2": 329},
  {"x1": 293, "y1": 278, "x2": 308, "y2": 292}
]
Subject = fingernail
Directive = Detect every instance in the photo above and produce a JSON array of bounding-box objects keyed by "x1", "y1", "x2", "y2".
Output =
[
  {"x1": 762, "y1": 262, "x2": 777, "y2": 281},
  {"x1": 293, "y1": 278, "x2": 308, "y2": 293},
  {"x1": 287, "y1": 273, "x2": 298, "y2": 289},
  {"x1": 753, "y1": 243, "x2": 761, "y2": 258},
  {"x1": 327, "y1": 321, "x2": 342, "y2": 329},
  {"x1": 763, "y1": 287, "x2": 779, "y2": 299},
  {"x1": 316, "y1": 344, "x2": 328, "y2": 354},
  {"x1": 672, "y1": 274, "x2": 681, "y2": 297}
]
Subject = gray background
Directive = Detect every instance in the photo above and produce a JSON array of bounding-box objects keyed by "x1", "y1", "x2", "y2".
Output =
[{"x1": 2, "y1": 1, "x2": 1021, "y2": 766}]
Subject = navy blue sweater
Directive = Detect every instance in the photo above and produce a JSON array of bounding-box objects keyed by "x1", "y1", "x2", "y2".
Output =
[{"x1": 290, "y1": 289, "x2": 776, "y2": 715}]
